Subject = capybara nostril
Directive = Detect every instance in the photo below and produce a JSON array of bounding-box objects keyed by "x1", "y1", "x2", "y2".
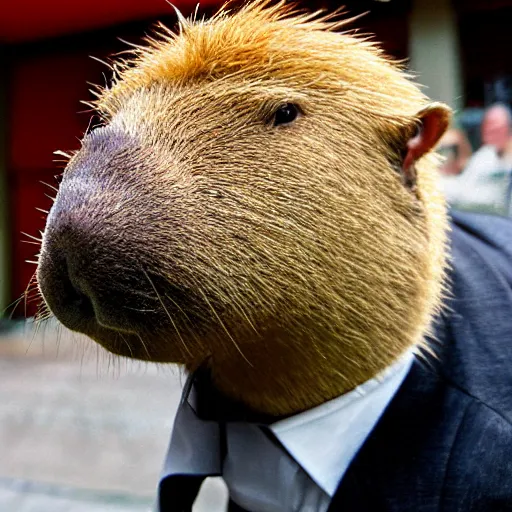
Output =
[
  {"x1": 38, "y1": 250, "x2": 97, "y2": 332},
  {"x1": 37, "y1": 206, "x2": 151, "y2": 335}
]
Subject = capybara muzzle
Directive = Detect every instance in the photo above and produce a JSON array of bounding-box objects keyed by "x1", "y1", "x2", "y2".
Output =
[{"x1": 37, "y1": 127, "x2": 206, "y2": 362}]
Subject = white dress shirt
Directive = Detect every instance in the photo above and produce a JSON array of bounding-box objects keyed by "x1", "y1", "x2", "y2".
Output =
[
  {"x1": 161, "y1": 350, "x2": 415, "y2": 511},
  {"x1": 271, "y1": 350, "x2": 415, "y2": 496}
]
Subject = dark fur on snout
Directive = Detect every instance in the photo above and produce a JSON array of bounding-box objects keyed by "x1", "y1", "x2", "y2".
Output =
[{"x1": 39, "y1": 127, "x2": 217, "y2": 363}]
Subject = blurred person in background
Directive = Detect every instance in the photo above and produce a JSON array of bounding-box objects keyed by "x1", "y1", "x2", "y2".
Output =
[
  {"x1": 438, "y1": 104, "x2": 512, "y2": 216},
  {"x1": 438, "y1": 128, "x2": 473, "y2": 176},
  {"x1": 481, "y1": 103, "x2": 512, "y2": 160},
  {"x1": 437, "y1": 128, "x2": 473, "y2": 207}
]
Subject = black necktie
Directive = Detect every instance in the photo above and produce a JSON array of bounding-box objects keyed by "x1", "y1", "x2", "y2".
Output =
[{"x1": 158, "y1": 370, "x2": 330, "y2": 512}]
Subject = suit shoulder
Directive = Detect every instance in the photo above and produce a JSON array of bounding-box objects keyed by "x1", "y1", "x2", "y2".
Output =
[
  {"x1": 431, "y1": 211, "x2": 512, "y2": 423},
  {"x1": 442, "y1": 400, "x2": 512, "y2": 512}
]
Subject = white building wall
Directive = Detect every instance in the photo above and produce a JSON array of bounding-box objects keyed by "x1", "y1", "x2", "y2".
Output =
[{"x1": 409, "y1": 0, "x2": 464, "y2": 112}]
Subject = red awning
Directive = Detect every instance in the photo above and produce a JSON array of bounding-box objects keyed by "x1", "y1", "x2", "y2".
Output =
[{"x1": 0, "y1": 0, "x2": 220, "y2": 43}]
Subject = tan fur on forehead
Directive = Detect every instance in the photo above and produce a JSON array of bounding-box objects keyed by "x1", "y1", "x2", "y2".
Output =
[{"x1": 97, "y1": 0, "x2": 427, "y2": 124}]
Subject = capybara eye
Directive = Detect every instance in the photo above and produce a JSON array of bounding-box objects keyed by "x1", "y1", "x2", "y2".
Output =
[{"x1": 273, "y1": 103, "x2": 299, "y2": 126}]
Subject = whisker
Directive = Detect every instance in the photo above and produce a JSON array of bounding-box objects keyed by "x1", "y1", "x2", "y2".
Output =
[
  {"x1": 197, "y1": 286, "x2": 253, "y2": 367},
  {"x1": 25, "y1": 296, "x2": 44, "y2": 304},
  {"x1": 118, "y1": 332, "x2": 135, "y2": 359},
  {"x1": 143, "y1": 269, "x2": 192, "y2": 358},
  {"x1": 165, "y1": 293, "x2": 204, "y2": 348},
  {"x1": 53, "y1": 150, "x2": 73, "y2": 160},
  {"x1": 209, "y1": 280, "x2": 259, "y2": 336},
  {"x1": 135, "y1": 332, "x2": 152, "y2": 360},
  {"x1": 23, "y1": 271, "x2": 39, "y2": 319},
  {"x1": 122, "y1": 305, "x2": 158, "y2": 313},
  {"x1": 54, "y1": 323, "x2": 62, "y2": 358},
  {"x1": 24, "y1": 333, "x2": 36, "y2": 355},
  {"x1": 25, "y1": 314, "x2": 41, "y2": 356},
  {"x1": 4, "y1": 295, "x2": 24, "y2": 319},
  {"x1": 164, "y1": 294, "x2": 193, "y2": 323},
  {"x1": 35, "y1": 311, "x2": 53, "y2": 324},
  {"x1": 89, "y1": 55, "x2": 114, "y2": 70},
  {"x1": 40, "y1": 181, "x2": 59, "y2": 193},
  {"x1": 21, "y1": 231, "x2": 43, "y2": 243},
  {"x1": 32, "y1": 316, "x2": 44, "y2": 339}
]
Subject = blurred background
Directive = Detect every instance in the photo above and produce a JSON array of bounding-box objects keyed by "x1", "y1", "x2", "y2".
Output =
[{"x1": 1, "y1": 0, "x2": 511, "y2": 510}]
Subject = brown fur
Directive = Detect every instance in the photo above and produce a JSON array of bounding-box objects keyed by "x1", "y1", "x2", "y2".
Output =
[{"x1": 38, "y1": 0, "x2": 450, "y2": 416}]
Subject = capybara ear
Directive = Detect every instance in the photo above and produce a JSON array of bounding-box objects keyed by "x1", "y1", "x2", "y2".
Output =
[{"x1": 402, "y1": 103, "x2": 451, "y2": 188}]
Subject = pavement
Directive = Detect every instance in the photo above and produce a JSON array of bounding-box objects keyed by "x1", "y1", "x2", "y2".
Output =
[{"x1": 0, "y1": 320, "x2": 228, "y2": 512}]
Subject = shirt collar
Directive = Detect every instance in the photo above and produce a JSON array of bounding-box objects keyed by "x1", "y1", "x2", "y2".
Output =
[{"x1": 270, "y1": 350, "x2": 415, "y2": 496}]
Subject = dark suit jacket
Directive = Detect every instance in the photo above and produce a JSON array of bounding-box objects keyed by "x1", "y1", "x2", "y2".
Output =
[
  {"x1": 327, "y1": 211, "x2": 512, "y2": 512},
  {"x1": 162, "y1": 211, "x2": 512, "y2": 511}
]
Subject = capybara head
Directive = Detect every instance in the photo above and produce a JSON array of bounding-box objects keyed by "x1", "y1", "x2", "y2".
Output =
[{"x1": 37, "y1": 0, "x2": 450, "y2": 415}]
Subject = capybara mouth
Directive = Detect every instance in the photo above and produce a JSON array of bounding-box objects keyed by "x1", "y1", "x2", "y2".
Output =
[{"x1": 38, "y1": 253, "x2": 209, "y2": 362}]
